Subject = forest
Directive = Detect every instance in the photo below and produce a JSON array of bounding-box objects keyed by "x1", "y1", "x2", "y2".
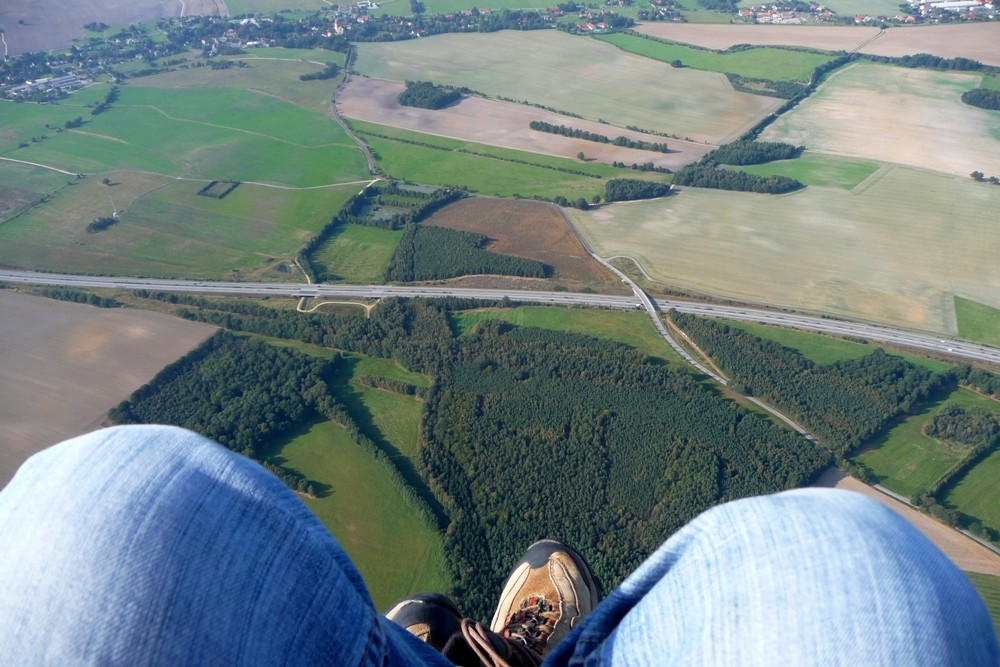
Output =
[
  {"x1": 108, "y1": 331, "x2": 332, "y2": 459},
  {"x1": 604, "y1": 178, "x2": 672, "y2": 202},
  {"x1": 120, "y1": 295, "x2": 831, "y2": 619},
  {"x1": 670, "y1": 313, "x2": 950, "y2": 455},
  {"x1": 398, "y1": 80, "x2": 463, "y2": 110},
  {"x1": 384, "y1": 224, "x2": 548, "y2": 282},
  {"x1": 962, "y1": 88, "x2": 1000, "y2": 111}
]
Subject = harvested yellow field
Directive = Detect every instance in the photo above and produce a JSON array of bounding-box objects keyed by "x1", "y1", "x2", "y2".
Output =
[
  {"x1": 635, "y1": 23, "x2": 880, "y2": 52},
  {"x1": 761, "y1": 62, "x2": 1000, "y2": 179},
  {"x1": 353, "y1": 30, "x2": 782, "y2": 143},
  {"x1": 568, "y1": 165, "x2": 1000, "y2": 333},
  {"x1": 338, "y1": 77, "x2": 712, "y2": 169},
  {"x1": 634, "y1": 23, "x2": 1000, "y2": 67}
]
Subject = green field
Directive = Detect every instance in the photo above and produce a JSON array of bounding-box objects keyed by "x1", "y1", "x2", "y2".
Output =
[
  {"x1": 981, "y1": 75, "x2": 1000, "y2": 92},
  {"x1": 595, "y1": 33, "x2": 834, "y2": 82},
  {"x1": 0, "y1": 175, "x2": 356, "y2": 278},
  {"x1": 853, "y1": 388, "x2": 1000, "y2": 499},
  {"x1": 265, "y1": 419, "x2": 450, "y2": 609},
  {"x1": 733, "y1": 152, "x2": 881, "y2": 190},
  {"x1": 352, "y1": 120, "x2": 664, "y2": 200},
  {"x1": 0, "y1": 55, "x2": 370, "y2": 277},
  {"x1": 723, "y1": 319, "x2": 953, "y2": 371},
  {"x1": 852, "y1": 396, "x2": 968, "y2": 498},
  {"x1": 945, "y1": 446, "x2": 1000, "y2": 537},
  {"x1": 312, "y1": 223, "x2": 404, "y2": 283},
  {"x1": 369, "y1": 0, "x2": 554, "y2": 14},
  {"x1": 353, "y1": 30, "x2": 781, "y2": 143},
  {"x1": 129, "y1": 52, "x2": 343, "y2": 113},
  {"x1": 224, "y1": 0, "x2": 331, "y2": 13},
  {"x1": 569, "y1": 164, "x2": 1000, "y2": 334},
  {"x1": 955, "y1": 296, "x2": 1000, "y2": 347},
  {"x1": 819, "y1": 0, "x2": 917, "y2": 16},
  {"x1": 0, "y1": 87, "x2": 112, "y2": 154},
  {"x1": 966, "y1": 572, "x2": 1000, "y2": 636},
  {"x1": 452, "y1": 306, "x2": 682, "y2": 364},
  {"x1": 10, "y1": 86, "x2": 366, "y2": 186}
]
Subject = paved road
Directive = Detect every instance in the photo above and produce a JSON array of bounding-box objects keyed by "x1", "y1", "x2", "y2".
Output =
[{"x1": 4, "y1": 269, "x2": 998, "y2": 366}]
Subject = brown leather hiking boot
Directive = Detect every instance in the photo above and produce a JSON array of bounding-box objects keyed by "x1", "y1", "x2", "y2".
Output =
[{"x1": 489, "y1": 539, "x2": 601, "y2": 658}]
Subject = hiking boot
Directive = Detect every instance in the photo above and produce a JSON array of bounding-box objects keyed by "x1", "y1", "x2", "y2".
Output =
[
  {"x1": 489, "y1": 539, "x2": 601, "y2": 657},
  {"x1": 385, "y1": 592, "x2": 463, "y2": 651}
]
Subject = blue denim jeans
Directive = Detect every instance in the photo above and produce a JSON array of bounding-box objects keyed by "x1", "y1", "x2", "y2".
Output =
[{"x1": 0, "y1": 425, "x2": 996, "y2": 665}]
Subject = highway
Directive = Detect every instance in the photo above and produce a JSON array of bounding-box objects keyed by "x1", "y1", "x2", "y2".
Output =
[{"x1": 3, "y1": 269, "x2": 1000, "y2": 366}]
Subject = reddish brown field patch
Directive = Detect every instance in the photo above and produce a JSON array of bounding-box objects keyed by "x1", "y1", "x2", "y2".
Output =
[
  {"x1": 0, "y1": 291, "x2": 217, "y2": 487},
  {"x1": 423, "y1": 198, "x2": 626, "y2": 293}
]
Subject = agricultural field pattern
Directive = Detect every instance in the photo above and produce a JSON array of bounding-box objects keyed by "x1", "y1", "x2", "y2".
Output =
[{"x1": 3, "y1": 0, "x2": 1000, "y2": 635}]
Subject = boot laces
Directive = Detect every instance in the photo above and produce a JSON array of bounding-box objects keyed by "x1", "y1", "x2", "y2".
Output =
[
  {"x1": 461, "y1": 618, "x2": 541, "y2": 667},
  {"x1": 501, "y1": 595, "x2": 559, "y2": 657}
]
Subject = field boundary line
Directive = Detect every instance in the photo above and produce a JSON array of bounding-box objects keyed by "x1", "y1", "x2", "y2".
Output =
[
  {"x1": 0, "y1": 156, "x2": 76, "y2": 176},
  {"x1": 850, "y1": 163, "x2": 893, "y2": 195},
  {"x1": 120, "y1": 103, "x2": 354, "y2": 149}
]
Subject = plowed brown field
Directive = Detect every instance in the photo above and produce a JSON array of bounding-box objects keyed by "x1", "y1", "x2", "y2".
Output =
[
  {"x1": 0, "y1": 291, "x2": 216, "y2": 487},
  {"x1": 423, "y1": 198, "x2": 625, "y2": 293}
]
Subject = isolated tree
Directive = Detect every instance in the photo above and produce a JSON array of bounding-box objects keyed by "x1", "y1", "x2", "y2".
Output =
[
  {"x1": 577, "y1": 151, "x2": 585, "y2": 161},
  {"x1": 101, "y1": 178, "x2": 111, "y2": 186},
  {"x1": 971, "y1": 171, "x2": 985, "y2": 181}
]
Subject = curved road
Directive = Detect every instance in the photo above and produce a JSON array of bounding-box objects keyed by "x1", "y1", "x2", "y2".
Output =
[{"x1": 3, "y1": 269, "x2": 999, "y2": 367}]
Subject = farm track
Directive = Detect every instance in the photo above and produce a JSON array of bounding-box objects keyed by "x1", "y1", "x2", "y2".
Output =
[{"x1": 333, "y1": 70, "x2": 377, "y2": 177}]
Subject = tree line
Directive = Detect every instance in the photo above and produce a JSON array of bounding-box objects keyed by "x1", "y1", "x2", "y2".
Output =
[
  {"x1": 299, "y1": 62, "x2": 340, "y2": 81},
  {"x1": 528, "y1": 121, "x2": 670, "y2": 153}
]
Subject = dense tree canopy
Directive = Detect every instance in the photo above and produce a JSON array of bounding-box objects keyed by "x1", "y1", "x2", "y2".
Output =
[
  {"x1": 962, "y1": 88, "x2": 1000, "y2": 111},
  {"x1": 385, "y1": 224, "x2": 548, "y2": 282},
  {"x1": 398, "y1": 80, "x2": 463, "y2": 110},
  {"x1": 604, "y1": 178, "x2": 672, "y2": 201},
  {"x1": 670, "y1": 313, "x2": 949, "y2": 454},
  {"x1": 109, "y1": 331, "x2": 332, "y2": 458}
]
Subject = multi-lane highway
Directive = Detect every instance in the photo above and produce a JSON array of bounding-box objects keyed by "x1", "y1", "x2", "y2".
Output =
[{"x1": 3, "y1": 269, "x2": 999, "y2": 366}]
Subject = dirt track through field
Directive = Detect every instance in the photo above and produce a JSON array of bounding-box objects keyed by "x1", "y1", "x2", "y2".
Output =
[
  {"x1": 338, "y1": 77, "x2": 713, "y2": 169},
  {"x1": 0, "y1": 291, "x2": 216, "y2": 488},
  {"x1": 634, "y1": 23, "x2": 1000, "y2": 67},
  {"x1": 813, "y1": 468, "x2": 1000, "y2": 576}
]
